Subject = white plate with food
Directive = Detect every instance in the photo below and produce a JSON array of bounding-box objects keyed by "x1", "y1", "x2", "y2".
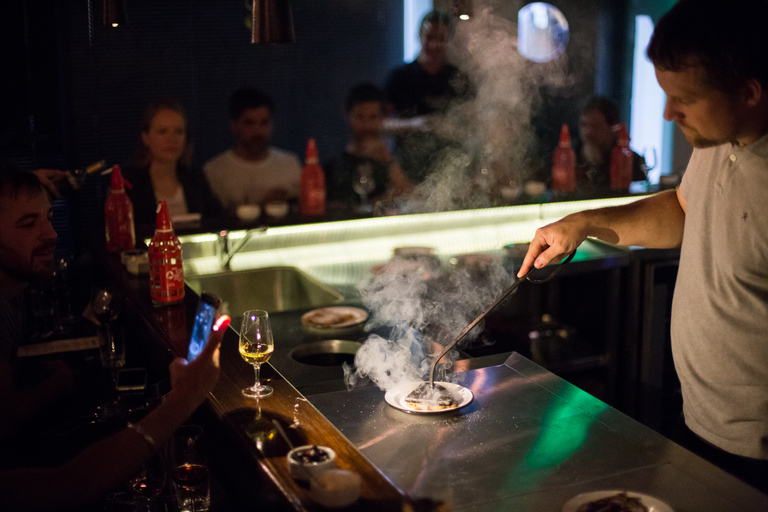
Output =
[
  {"x1": 385, "y1": 381, "x2": 473, "y2": 414},
  {"x1": 301, "y1": 306, "x2": 368, "y2": 331},
  {"x1": 562, "y1": 490, "x2": 673, "y2": 512}
]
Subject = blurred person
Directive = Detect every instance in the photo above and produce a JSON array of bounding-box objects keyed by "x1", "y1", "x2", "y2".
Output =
[
  {"x1": 0, "y1": 162, "x2": 232, "y2": 511},
  {"x1": 123, "y1": 99, "x2": 222, "y2": 232},
  {"x1": 518, "y1": 0, "x2": 768, "y2": 493},
  {"x1": 0, "y1": 162, "x2": 73, "y2": 440},
  {"x1": 384, "y1": 10, "x2": 473, "y2": 183},
  {"x1": 575, "y1": 95, "x2": 647, "y2": 190},
  {"x1": 204, "y1": 88, "x2": 301, "y2": 210},
  {"x1": 324, "y1": 83, "x2": 414, "y2": 210}
]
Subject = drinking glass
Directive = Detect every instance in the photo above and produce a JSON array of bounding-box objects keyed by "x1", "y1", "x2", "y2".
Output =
[
  {"x1": 91, "y1": 285, "x2": 125, "y2": 369},
  {"x1": 170, "y1": 425, "x2": 210, "y2": 512},
  {"x1": 239, "y1": 310, "x2": 274, "y2": 398},
  {"x1": 352, "y1": 162, "x2": 376, "y2": 213},
  {"x1": 128, "y1": 452, "x2": 167, "y2": 510}
]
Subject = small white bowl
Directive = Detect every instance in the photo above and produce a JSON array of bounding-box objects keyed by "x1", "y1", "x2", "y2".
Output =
[
  {"x1": 287, "y1": 445, "x2": 336, "y2": 481},
  {"x1": 309, "y1": 469, "x2": 361, "y2": 508},
  {"x1": 236, "y1": 204, "x2": 261, "y2": 222},
  {"x1": 264, "y1": 200, "x2": 289, "y2": 218}
]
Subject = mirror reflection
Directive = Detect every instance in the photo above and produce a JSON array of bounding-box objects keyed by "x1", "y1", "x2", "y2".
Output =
[{"x1": 2, "y1": 0, "x2": 658, "y2": 235}]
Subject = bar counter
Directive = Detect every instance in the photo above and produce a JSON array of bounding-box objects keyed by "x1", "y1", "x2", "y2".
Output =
[{"x1": 112, "y1": 199, "x2": 767, "y2": 511}]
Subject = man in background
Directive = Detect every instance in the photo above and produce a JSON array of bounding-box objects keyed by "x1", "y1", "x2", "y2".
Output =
[
  {"x1": 384, "y1": 10, "x2": 472, "y2": 184},
  {"x1": 575, "y1": 95, "x2": 647, "y2": 191},
  {"x1": 324, "y1": 83, "x2": 413, "y2": 210},
  {"x1": 204, "y1": 88, "x2": 301, "y2": 211}
]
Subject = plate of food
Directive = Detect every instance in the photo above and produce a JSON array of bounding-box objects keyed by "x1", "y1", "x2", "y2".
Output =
[
  {"x1": 385, "y1": 381, "x2": 473, "y2": 414},
  {"x1": 301, "y1": 306, "x2": 368, "y2": 333},
  {"x1": 562, "y1": 490, "x2": 673, "y2": 512}
]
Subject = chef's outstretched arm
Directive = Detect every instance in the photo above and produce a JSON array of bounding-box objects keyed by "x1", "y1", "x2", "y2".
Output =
[{"x1": 518, "y1": 189, "x2": 686, "y2": 277}]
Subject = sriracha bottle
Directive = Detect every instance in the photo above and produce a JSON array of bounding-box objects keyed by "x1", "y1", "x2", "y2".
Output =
[
  {"x1": 610, "y1": 123, "x2": 634, "y2": 191},
  {"x1": 148, "y1": 201, "x2": 185, "y2": 306},
  {"x1": 299, "y1": 138, "x2": 326, "y2": 216},
  {"x1": 104, "y1": 165, "x2": 136, "y2": 252},
  {"x1": 551, "y1": 124, "x2": 576, "y2": 193}
]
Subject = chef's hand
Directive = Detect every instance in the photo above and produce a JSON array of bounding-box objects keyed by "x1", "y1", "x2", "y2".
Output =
[
  {"x1": 517, "y1": 213, "x2": 588, "y2": 277},
  {"x1": 32, "y1": 169, "x2": 69, "y2": 198}
]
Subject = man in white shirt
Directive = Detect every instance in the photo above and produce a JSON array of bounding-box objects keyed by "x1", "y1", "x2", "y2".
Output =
[{"x1": 204, "y1": 88, "x2": 301, "y2": 210}]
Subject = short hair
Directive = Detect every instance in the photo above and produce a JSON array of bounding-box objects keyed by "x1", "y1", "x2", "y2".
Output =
[
  {"x1": 345, "y1": 83, "x2": 385, "y2": 112},
  {"x1": 0, "y1": 161, "x2": 43, "y2": 200},
  {"x1": 229, "y1": 88, "x2": 274, "y2": 121},
  {"x1": 134, "y1": 98, "x2": 193, "y2": 169},
  {"x1": 579, "y1": 96, "x2": 620, "y2": 126},
  {"x1": 419, "y1": 10, "x2": 454, "y2": 37},
  {"x1": 647, "y1": 0, "x2": 768, "y2": 93}
]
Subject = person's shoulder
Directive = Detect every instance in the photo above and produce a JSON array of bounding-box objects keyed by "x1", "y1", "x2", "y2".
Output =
[
  {"x1": 269, "y1": 147, "x2": 301, "y2": 165},
  {"x1": 203, "y1": 150, "x2": 234, "y2": 171}
]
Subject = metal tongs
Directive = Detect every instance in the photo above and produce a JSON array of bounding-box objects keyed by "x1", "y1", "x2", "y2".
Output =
[{"x1": 406, "y1": 250, "x2": 577, "y2": 404}]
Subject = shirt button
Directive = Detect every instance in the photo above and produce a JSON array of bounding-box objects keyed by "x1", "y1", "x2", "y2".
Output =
[{"x1": 730, "y1": 154, "x2": 737, "y2": 161}]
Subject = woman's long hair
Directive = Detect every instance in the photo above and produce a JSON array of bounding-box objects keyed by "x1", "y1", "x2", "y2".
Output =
[{"x1": 132, "y1": 99, "x2": 194, "y2": 171}]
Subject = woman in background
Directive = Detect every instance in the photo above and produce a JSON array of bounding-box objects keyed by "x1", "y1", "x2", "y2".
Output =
[{"x1": 124, "y1": 99, "x2": 221, "y2": 233}]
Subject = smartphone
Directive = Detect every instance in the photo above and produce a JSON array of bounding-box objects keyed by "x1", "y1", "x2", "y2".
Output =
[
  {"x1": 187, "y1": 292, "x2": 222, "y2": 361},
  {"x1": 116, "y1": 367, "x2": 147, "y2": 392}
]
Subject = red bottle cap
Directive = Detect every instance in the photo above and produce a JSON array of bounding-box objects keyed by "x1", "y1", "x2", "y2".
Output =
[
  {"x1": 305, "y1": 138, "x2": 319, "y2": 164},
  {"x1": 109, "y1": 165, "x2": 132, "y2": 191},
  {"x1": 616, "y1": 123, "x2": 630, "y2": 145},
  {"x1": 558, "y1": 124, "x2": 572, "y2": 148},
  {"x1": 155, "y1": 201, "x2": 173, "y2": 230}
]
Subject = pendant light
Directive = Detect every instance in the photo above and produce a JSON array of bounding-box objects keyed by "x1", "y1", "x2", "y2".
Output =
[
  {"x1": 103, "y1": 0, "x2": 126, "y2": 27},
  {"x1": 454, "y1": 0, "x2": 474, "y2": 21},
  {"x1": 250, "y1": 0, "x2": 295, "y2": 44}
]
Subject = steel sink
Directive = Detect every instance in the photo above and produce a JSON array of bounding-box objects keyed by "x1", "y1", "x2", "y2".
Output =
[{"x1": 185, "y1": 266, "x2": 344, "y2": 317}]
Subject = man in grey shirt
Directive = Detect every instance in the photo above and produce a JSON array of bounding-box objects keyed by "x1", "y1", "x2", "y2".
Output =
[{"x1": 518, "y1": 0, "x2": 768, "y2": 493}]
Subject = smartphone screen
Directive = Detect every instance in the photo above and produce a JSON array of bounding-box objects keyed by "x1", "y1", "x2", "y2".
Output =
[{"x1": 187, "y1": 292, "x2": 222, "y2": 361}]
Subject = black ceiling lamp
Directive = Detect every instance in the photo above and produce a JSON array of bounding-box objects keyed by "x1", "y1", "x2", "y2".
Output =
[
  {"x1": 454, "y1": 0, "x2": 474, "y2": 21},
  {"x1": 103, "y1": 0, "x2": 126, "y2": 27},
  {"x1": 250, "y1": 0, "x2": 295, "y2": 44}
]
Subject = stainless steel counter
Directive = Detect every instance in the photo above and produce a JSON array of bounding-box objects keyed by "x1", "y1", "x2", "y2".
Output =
[{"x1": 307, "y1": 353, "x2": 768, "y2": 511}]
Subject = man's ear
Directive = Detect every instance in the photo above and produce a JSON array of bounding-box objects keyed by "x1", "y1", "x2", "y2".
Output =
[{"x1": 743, "y1": 78, "x2": 763, "y2": 107}]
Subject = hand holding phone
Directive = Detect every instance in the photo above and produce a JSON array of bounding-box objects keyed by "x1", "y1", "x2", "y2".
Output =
[{"x1": 187, "y1": 292, "x2": 222, "y2": 361}]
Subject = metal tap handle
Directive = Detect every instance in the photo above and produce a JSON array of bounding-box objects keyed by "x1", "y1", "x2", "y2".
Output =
[{"x1": 427, "y1": 250, "x2": 576, "y2": 387}]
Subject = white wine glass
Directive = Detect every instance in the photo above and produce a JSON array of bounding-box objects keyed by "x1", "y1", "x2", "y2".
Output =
[
  {"x1": 352, "y1": 162, "x2": 376, "y2": 213},
  {"x1": 239, "y1": 310, "x2": 274, "y2": 398}
]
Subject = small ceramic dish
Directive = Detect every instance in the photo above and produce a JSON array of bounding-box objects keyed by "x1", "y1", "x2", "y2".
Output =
[
  {"x1": 300, "y1": 307, "x2": 368, "y2": 337},
  {"x1": 309, "y1": 469, "x2": 362, "y2": 508},
  {"x1": 287, "y1": 445, "x2": 337, "y2": 481},
  {"x1": 236, "y1": 204, "x2": 261, "y2": 222},
  {"x1": 264, "y1": 200, "x2": 289, "y2": 218}
]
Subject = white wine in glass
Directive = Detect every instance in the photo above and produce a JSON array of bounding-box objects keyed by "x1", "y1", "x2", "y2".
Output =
[{"x1": 239, "y1": 310, "x2": 274, "y2": 397}]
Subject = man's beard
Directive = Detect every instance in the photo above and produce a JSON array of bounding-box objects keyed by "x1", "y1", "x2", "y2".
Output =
[{"x1": 679, "y1": 123, "x2": 724, "y2": 149}]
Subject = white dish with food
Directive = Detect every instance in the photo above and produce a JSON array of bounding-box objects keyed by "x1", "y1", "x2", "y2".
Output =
[
  {"x1": 562, "y1": 490, "x2": 673, "y2": 512},
  {"x1": 301, "y1": 306, "x2": 368, "y2": 330},
  {"x1": 287, "y1": 445, "x2": 337, "y2": 481},
  {"x1": 385, "y1": 381, "x2": 474, "y2": 414}
]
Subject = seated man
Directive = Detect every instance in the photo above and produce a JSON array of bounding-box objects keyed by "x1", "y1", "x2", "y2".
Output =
[
  {"x1": 0, "y1": 162, "x2": 230, "y2": 511},
  {"x1": 324, "y1": 83, "x2": 413, "y2": 211},
  {"x1": 575, "y1": 95, "x2": 647, "y2": 191},
  {"x1": 204, "y1": 88, "x2": 301, "y2": 210},
  {"x1": 0, "y1": 163, "x2": 73, "y2": 441}
]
